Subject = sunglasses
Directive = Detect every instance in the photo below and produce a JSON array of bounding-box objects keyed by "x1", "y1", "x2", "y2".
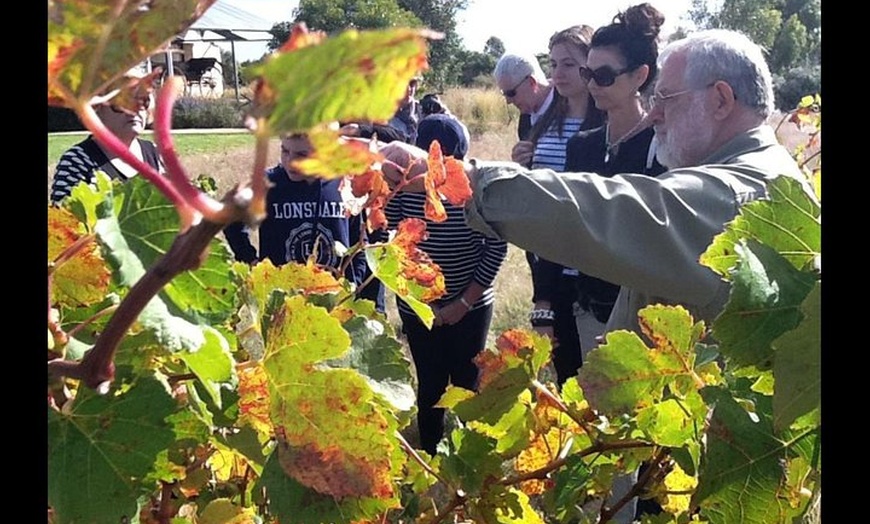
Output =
[
  {"x1": 109, "y1": 95, "x2": 151, "y2": 113},
  {"x1": 502, "y1": 76, "x2": 529, "y2": 98},
  {"x1": 579, "y1": 65, "x2": 632, "y2": 87}
]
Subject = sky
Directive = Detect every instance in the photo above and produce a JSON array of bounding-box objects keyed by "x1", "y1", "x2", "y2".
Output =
[{"x1": 221, "y1": 0, "x2": 697, "y2": 63}]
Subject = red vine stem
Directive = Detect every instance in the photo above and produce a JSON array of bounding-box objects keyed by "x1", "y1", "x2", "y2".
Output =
[{"x1": 153, "y1": 77, "x2": 227, "y2": 226}]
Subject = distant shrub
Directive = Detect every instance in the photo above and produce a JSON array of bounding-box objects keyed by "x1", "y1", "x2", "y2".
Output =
[
  {"x1": 774, "y1": 65, "x2": 821, "y2": 111},
  {"x1": 442, "y1": 87, "x2": 517, "y2": 137},
  {"x1": 171, "y1": 97, "x2": 245, "y2": 129}
]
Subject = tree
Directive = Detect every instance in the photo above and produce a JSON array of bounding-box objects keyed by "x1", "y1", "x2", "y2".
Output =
[
  {"x1": 689, "y1": 0, "x2": 820, "y2": 74},
  {"x1": 397, "y1": 0, "x2": 468, "y2": 88},
  {"x1": 483, "y1": 36, "x2": 505, "y2": 58}
]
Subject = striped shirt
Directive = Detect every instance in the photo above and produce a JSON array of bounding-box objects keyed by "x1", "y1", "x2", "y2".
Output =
[
  {"x1": 385, "y1": 193, "x2": 508, "y2": 317},
  {"x1": 531, "y1": 117, "x2": 584, "y2": 172}
]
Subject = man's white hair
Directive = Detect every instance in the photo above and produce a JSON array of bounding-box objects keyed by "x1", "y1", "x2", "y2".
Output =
[
  {"x1": 493, "y1": 53, "x2": 548, "y2": 86},
  {"x1": 660, "y1": 29, "x2": 774, "y2": 118}
]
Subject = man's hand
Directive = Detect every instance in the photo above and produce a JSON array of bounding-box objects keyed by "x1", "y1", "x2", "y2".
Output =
[
  {"x1": 379, "y1": 141, "x2": 429, "y2": 189},
  {"x1": 511, "y1": 140, "x2": 535, "y2": 166},
  {"x1": 434, "y1": 299, "x2": 469, "y2": 326}
]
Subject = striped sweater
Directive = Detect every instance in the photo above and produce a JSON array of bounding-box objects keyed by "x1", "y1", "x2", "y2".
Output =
[{"x1": 385, "y1": 193, "x2": 508, "y2": 317}]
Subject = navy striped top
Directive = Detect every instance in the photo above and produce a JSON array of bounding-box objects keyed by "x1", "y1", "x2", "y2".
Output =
[{"x1": 385, "y1": 193, "x2": 508, "y2": 317}]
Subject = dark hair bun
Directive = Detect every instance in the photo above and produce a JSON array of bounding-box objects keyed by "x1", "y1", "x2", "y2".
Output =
[{"x1": 618, "y1": 3, "x2": 665, "y2": 40}]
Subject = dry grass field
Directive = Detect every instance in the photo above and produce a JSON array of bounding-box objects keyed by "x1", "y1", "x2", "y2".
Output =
[{"x1": 47, "y1": 86, "x2": 818, "y2": 350}]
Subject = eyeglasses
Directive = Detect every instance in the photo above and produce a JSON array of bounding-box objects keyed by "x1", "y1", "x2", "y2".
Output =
[
  {"x1": 109, "y1": 95, "x2": 151, "y2": 114},
  {"x1": 579, "y1": 65, "x2": 632, "y2": 87},
  {"x1": 502, "y1": 76, "x2": 529, "y2": 99},
  {"x1": 647, "y1": 84, "x2": 717, "y2": 110}
]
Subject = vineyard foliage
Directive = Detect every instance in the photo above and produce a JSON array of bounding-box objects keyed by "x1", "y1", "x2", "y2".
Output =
[{"x1": 47, "y1": 2, "x2": 821, "y2": 523}]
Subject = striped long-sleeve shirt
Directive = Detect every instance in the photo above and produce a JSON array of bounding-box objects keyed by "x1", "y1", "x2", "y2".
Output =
[{"x1": 385, "y1": 193, "x2": 508, "y2": 318}]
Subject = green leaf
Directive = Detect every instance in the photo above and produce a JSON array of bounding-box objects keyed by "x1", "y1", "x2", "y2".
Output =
[
  {"x1": 466, "y1": 390, "x2": 535, "y2": 457},
  {"x1": 773, "y1": 282, "x2": 821, "y2": 431},
  {"x1": 440, "y1": 428, "x2": 504, "y2": 496},
  {"x1": 550, "y1": 455, "x2": 593, "y2": 521},
  {"x1": 116, "y1": 177, "x2": 238, "y2": 323},
  {"x1": 700, "y1": 176, "x2": 820, "y2": 277},
  {"x1": 48, "y1": 375, "x2": 177, "y2": 523},
  {"x1": 48, "y1": 0, "x2": 217, "y2": 104},
  {"x1": 256, "y1": 27, "x2": 431, "y2": 135},
  {"x1": 693, "y1": 388, "x2": 811, "y2": 524},
  {"x1": 256, "y1": 453, "x2": 396, "y2": 523},
  {"x1": 637, "y1": 398, "x2": 697, "y2": 448},
  {"x1": 264, "y1": 295, "x2": 404, "y2": 500},
  {"x1": 177, "y1": 326, "x2": 238, "y2": 408},
  {"x1": 713, "y1": 240, "x2": 817, "y2": 369},
  {"x1": 325, "y1": 315, "x2": 416, "y2": 414}
]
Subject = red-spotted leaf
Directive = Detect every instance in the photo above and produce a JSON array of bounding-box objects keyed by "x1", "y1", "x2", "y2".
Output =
[
  {"x1": 48, "y1": 0, "x2": 216, "y2": 106},
  {"x1": 293, "y1": 126, "x2": 385, "y2": 180},
  {"x1": 263, "y1": 295, "x2": 404, "y2": 500},
  {"x1": 251, "y1": 24, "x2": 435, "y2": 135},
  {"x1": 247, "y1": 258, "x2": 347, "y2": 309},
  {"x1": 237, "y1": 364, "x2": 273, "y2": 443},
  {"x1": 365, "y1": 218, "x2": 444, "y2": 327},
  {"x1": 422, "y1": 141, "x2": 473, "y2": 222},
  {"x1": 48, "y1": 206, "x2": 111, "y2": 308}
]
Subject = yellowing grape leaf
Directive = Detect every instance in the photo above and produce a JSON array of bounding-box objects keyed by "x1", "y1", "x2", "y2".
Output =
[
  {"x1": 661, "y1": 462, "x2": 698, "y2": 515},
  {"x1": 48, "y1": 0, "x2": 216, "y2": 105},
  {"x1": 237, "y1": 364, "x2": 273, "y2": 441},
  {"x1": 248, "y1": 258, "x2": 345, "y2": 309},
  {"x1": 252, "y1": 24, "x2": 435, "y2": 135},
  {"x1": 516, "y1": 426, "x2": 571, "y2": 495},
  {"x1": 471, "y1": 486, "x2": 547, "y2": 524},
  {"x1": 578, "y1": 305, "x2": 705, "y2": 416},
  {"x1": 263, "y1": 295, "x2": 404, "y2": 500},
  {"x1": 49, "y1": 206, "x2": 111, "y2": 307},
  {"x1": 422, "y1": 140, "x2": 473, "y2": 222},
  {"x1": 293, "y1": 126, "x2": 385, "y2": 180},
  {"x1": 365, "y1": 218, "x2": 444, "y2": 328}
]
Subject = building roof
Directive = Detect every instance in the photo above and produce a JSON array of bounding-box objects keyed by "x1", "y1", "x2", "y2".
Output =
[{"x1": 187, "y1": 0, "x2": 274, "y2": 42}]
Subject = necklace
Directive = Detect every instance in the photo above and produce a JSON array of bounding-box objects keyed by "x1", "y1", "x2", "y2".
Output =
[{"x1": 604, "y1": 115, "x2": 647, "y2": 164}]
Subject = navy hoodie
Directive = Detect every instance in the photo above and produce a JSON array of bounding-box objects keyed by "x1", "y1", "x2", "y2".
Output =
[{"x1": 223, "y1": 164, "x2": 366, "y2": 285}]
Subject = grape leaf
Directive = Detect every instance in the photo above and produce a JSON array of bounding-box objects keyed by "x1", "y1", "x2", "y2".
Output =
[
  {"x1": 712, "y1": 240, "x2": 817, "y2": 369},
  {"x1": 256, "y1": 453, "x2": 399, "y2": 523},
  {"x1": 350, "y1": 167, "x2": 391, "y2": 232},
  {"x1": 772, "y1": 281, "x2": 821, "y2": 431},
  {"x1": 253, "y1": 25, "x2": 432, "y2": 135},
  {"x1": 48, "y1": 206, "x2": 111, "y2": 307},
  {"x1": 237, "y1": 364, "x2": 273, "y2": 442},
  {"x1": 294, "y1": 126, "x2": 385, "y2": 179},
  {"x1": 423, "y1": 140, "x2": 473, "y2": 222},
  {"x1": 48, "y1": 375, "x2": 177, "y2": 523},
  {"x1": 176, "y1": 326, "x2": 237, "y2": 408},
  {"x1": 700, "y1": 176, "x2": 820, "y2": 277},
  {"x1": 471, "y1": 485, "x2": 547, "y2": 524},
  {"x1": 365, "y1": 218, "x2": 444, "y2": 327},
  {"x1": 199, "y1": 498, "x2": 257, "y2": 524},
  {"x1": 48, "y1": 0, "x2": 216, "y2": 105},
  {"x1": 636, "y1": 395, "x2": 701, "y2": 448},
  {"x1": 115, "y1": 177, "x2": 238, "y2": 323},
  {"x1": 247, "y1": 257, "x2": 346, "y2": 309},
  {"x1": 440, "y1": 428, "x2": 504, "y2": 496},
  {"x1": 466, "y1": 392, "x2": 535, "y2": 457},
  {"x1": 263, "y1": 295, "x2": 404, "y2": 500},
  {"x1": 693, "y1": 388, "x2": 809, "y2": 524},
  {"x1": 324, "y1": 315, "x2": 416, "y2": 414}
]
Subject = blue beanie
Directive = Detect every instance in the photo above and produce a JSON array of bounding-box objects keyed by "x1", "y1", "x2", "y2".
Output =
[{"x1": 415, "y1": 114, "x2": 468, "y2": 160}]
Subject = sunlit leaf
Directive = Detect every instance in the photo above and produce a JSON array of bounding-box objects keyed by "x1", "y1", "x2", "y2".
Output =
[
  {"x1": 365, "y1": 218, "x2": 444, "y2": 327},
  {"x1": 48, "y1": 375, "x2": 177, "y2": 523},
  {"x1": 293, "y1": 126, "x2": 385, "y2": 179},
  {"x1": 466, "y1": 390, "x2": 535, "y2": 457},
  {"x1": 263, "y1": 295, "x2": 403, "y2": 500},
  {"x1": 253, "y1": 25, "x2": 434, "y2": 135},
  {"x1": 49, "y1": 206, "x2": 111, "y2": 307},
  {"x1": 440, "y1": 428, "x2": 503, "y2": 496},
  {"x1": 772, "y1": 282, "x2": 821, "y2": 431},
  {"x1": 237, "y1": 364, "x2": 273, "y2": 442},
  {"x1": 700, "y1": 176, "x2": 820, "y2": 277},
  {"x1": 423, "y1": 140, "x2": 473, "y2": 222},
  {"x1": 199, "y1": 498, "x2": 258, "y2": 524},
  {"x1": 247, "y1": 258, "x2": 345, "y2": 310},
  {"x1": 471, "y1": 485, "x2": 547, "y2": 524},
  {"x1": 48, "y1": 0, "x2": 216, "y2": 105},
  {"x1": 176, "y1": 326, "x2": 237, "y2": 408},
  {"x1": 516, "y1": 426, "x2": 569, "y2": 495},
  {"x1": 256, "y1": 453, "x2": 398, "y2": 523},
  {"x1": 351, "y1": 166, "x2": 391, "y2": 232},
  {"x1": 660, "y1": 462, "x2": 697, "y2": 515},
  {"x1": 713, "y1": 241, "x2": 817, "y2": 369}
]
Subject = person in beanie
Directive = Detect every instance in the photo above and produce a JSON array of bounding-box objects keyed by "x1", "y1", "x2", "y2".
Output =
[{"x1": 385, "y1": 113, "x2": 507, "y2": 455}]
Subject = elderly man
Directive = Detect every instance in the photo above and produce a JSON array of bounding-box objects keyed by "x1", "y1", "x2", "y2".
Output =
[
  {"x1": 493, "y1": 53, "x2": 554, "y2": 140},
  {"x1": 387, "y1": 28, "x2": 814, "y2": 340},
  {"x1": 382, "y1": 27, "x2": 816, "y2": 522}
]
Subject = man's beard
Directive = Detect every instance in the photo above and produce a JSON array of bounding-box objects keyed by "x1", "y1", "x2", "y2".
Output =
[{"x1": 656, "y1": 96, "x2": 713, "y2": 169}]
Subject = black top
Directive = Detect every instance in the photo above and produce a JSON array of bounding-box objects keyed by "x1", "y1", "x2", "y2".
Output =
[{"x1": 564, "y1": 125, "x2": 666, "y2": 320}]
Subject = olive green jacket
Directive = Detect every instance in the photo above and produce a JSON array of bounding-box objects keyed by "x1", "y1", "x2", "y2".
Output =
[{"x1": 464, "y1": 125, "x2": 813, "y2": 337}]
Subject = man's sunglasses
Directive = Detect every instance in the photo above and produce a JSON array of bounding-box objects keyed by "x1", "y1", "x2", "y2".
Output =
[
  {"x1": 502, "y1": 76, "x2": 529, "y2": 98},
  {"x1": 579, "y1": 65, "x2": 632, "y2": 87},
  {"x1": 109, "y1": 95, "x2": 151, "y2": 113}
]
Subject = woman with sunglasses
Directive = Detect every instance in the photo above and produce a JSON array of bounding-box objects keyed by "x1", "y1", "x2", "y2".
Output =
[
  {"x1": 50, "y1": 69, "x2": 162, "y2": 204},
  {"x1": 563, "y1": 3, "x2": 667, "y2": 363},
  {"x1": 513, "y1": 25, "x2": 605, "y2": 388}
]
